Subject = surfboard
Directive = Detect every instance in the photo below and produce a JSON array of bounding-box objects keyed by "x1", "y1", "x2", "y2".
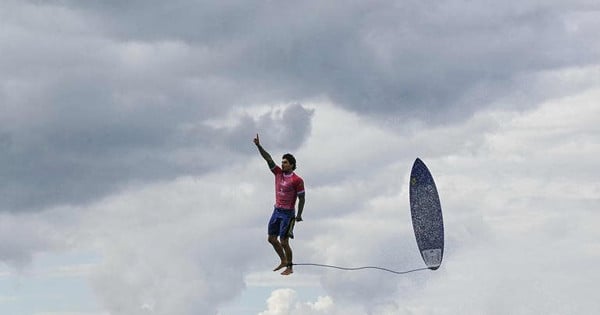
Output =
[{"x1": 409, "y1": 158, "x2": 444, "y2": 270}]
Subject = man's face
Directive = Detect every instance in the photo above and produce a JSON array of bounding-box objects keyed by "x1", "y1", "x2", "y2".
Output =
[{"x1": 281, "y1": 159, "x2": 293, "y2": 172}]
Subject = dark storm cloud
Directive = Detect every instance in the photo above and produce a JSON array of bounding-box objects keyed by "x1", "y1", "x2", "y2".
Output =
[
  {"x1": 0, "y1": 1, "x2": 315, "y2": 211},
  {"x1": 0, "y1": 100, "x2": 312, "y2": 211},
  {"x1": 2, "y1": 0, "x2": 599, "y2": 211},
  {"x1": 58, "y1": 0, "x2": 600, "y2": 117}
]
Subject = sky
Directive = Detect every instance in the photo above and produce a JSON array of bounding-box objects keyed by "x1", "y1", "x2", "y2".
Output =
[{"x1": 1, "y1": 0, "x2": 599, "y2": 314}]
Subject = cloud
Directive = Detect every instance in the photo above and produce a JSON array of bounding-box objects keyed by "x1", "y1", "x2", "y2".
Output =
[
  {"x1": 257, "y1": 288, "x2": 411, "y2": 315},
  {"x1": 2, "y1": 0, "x2": 599, "y2": 213},
  {"x1": 1, "y1": 1, "x2": 316, "y2": 212},
  {"x1": 268, "y1": 80, "x2": 599, "y2": 313},
  {"x1": 2, "y1": 81, "x2": 598, "y2": 314},
  {"x1": 1, "y1": 1, "x2": 599, "y2": 314},
  {"x1": 0, "y1": 211, "x2": 73, "y2": 267},
  {"x1": 0, "y1": 100, "x2": 312, "y2": 212},
  {"x1": 80, "y1": 171, "x2": 268, "y2": 315},
  {"x1": 258, "y1": 289, "x2": 334, "y2": 315}
]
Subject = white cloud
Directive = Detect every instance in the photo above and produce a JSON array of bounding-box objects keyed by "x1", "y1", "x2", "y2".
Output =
[
  {"x1": 258, "y1": 289, "x2": 334, "y2": 315},
  {"x1": 252, "y1": 76, "x2": 600, "y2": 313},
  {"x1": 81, "y1": 171, "x2": 267, "y2": 315},
  {"x1": 2, "y1": 79, "x2": 599, "y2": 313}
]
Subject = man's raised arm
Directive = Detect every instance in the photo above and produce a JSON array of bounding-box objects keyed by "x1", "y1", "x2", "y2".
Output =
[{"x1": 254, "y1": 133, "x2": 276, "y2": 169}]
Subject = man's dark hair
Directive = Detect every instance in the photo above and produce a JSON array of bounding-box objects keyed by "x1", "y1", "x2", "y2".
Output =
[{"x1": 282, "y1": 153, "x2": 297, "y2": 170}]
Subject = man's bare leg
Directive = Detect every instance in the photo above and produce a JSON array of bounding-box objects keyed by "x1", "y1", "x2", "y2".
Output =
[
  {"x1": 280, "y1": 237, "x2": 293, "y2": 275},
  {"x1": 268, "y1": 235, "x2": 287, "y2": 271}
]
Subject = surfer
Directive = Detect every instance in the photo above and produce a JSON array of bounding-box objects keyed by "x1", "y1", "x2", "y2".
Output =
[{"x1": 253, "y1": 133, "x2": 305, "y2": 275}]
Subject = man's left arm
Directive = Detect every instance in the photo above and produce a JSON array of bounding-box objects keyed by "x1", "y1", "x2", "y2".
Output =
[{"x1": 296, "y1": 193, "x2": 305, "y2": 221}]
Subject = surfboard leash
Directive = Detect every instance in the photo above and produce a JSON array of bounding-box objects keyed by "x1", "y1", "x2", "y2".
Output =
[{"x1": 291, "y1": 263, "x2": 430, "y2": 275}]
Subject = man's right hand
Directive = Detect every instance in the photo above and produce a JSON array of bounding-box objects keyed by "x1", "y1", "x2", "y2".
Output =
[
  {"x1": 253, "y1": 133, "x2": 260, "y2": 146},
  {"x1": 254, "y1": 133, "x2": 275, "y2": 168}
]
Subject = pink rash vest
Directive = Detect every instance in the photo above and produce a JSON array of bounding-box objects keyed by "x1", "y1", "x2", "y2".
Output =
[{"x1": 271, "y1": 165, "x2": 305, "y2": 210}]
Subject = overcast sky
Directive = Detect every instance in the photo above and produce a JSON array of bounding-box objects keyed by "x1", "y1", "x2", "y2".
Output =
[{"x1": 1, "y1": 1, "x2": 599, "y2": 314}]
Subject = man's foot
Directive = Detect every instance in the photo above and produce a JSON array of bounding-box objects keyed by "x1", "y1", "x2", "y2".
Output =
[
  {"x1": 273, "y1": 262, "x2": 287, "y2": 272},
  {"x1": 281, "y1": 267, "x2": 293, "y2": 276}
]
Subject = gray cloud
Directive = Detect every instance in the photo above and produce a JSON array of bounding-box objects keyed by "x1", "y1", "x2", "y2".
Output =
[
  {"x1": 0, "y1": 210, "x2": 73, "y2": 267},
  {"x1": 0, "y1": 102, "x2": 312, "y2": 211},
  {"x1": 3, "y1": 1, "x2": 599, "y2": 212},
  {"x1": 1, "y1": 1, "x2": 323, "y2": 212},
  {"x1": 50, "y1": 1, "x2": 600, "y2": 118}
]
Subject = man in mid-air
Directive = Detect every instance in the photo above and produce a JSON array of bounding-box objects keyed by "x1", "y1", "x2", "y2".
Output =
[{"x1": 253, "y1": 134, "x2": 305, "y2": 276}]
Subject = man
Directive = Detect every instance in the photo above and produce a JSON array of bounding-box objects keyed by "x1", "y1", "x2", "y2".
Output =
[{"x1": 253, "y1": 133, "x2": 305, "y2": 276}]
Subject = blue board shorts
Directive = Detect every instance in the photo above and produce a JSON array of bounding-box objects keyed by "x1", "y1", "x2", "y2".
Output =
[{"x1": 268, "y1": 207, "x2": 296, "y2": 239}]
